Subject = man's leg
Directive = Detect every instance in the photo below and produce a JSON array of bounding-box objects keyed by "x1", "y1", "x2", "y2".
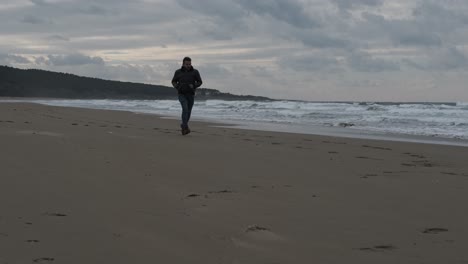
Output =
[
  {"x1": 186, "y1": 94, "x2": 195, "y2": 123},
  {"x1": 178, "y1": 95, "x2": 189, "y2": 131}
]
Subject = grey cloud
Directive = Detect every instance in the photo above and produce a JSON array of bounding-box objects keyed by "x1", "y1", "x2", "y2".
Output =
[
  {"x1": 235, "y1": 0, "x2": 320, "y2": 28},
  {"x1": 30, "y1": 0, "x2": 48, "y2": 6},
  {"x1": 35, "y1": 56, "x2": 47, "y2": 65},
  {"x1": 405, "y1": 47, "x2": 468, "y2": 70},
  {"x1": 197, "y1": 64, "x2": 231, "y2": 78},
  {"x1": 0, "y1": 54, "x2": 31, "y2": 64},
  {"x1": 21, "y1": 15, "x2": 51, "y2": 24},
  {"x1": 413, "y1": 1, "x2": 468, "y2": 29},
  {"x1": 359, "y1": 1, "x2": 468, "y2": 47},
  {"x1": 347, "y1": 51, "x2": 400, "y2": 72},
  {"x1": 194, "y1": 15, "x2": 249, "y2": 41},
  {"x1": 95, "y1": 64, "x2": 165, "y2": 84},
  {"x1": 2, "y1": 0, "x2": 468, "y2": 101},
  {"x1": 79, "y1": 5, "x2": 108, "y2": 15},
  {"x1": 249, "y1": 66, "x2": 274, "y2": 78},
  {"x1": 175, "y1": 0, "x2": 247, "y2": 39},
  {"x1": 46, "y1": 35, "x2": 70, "y2": 41},
  {"x1": 176, "y1": 0, "x2": 245, "y2": 20},
  {"x1": 38, "y1": 54, "x2": 105, "y2": 66},
  {"x1": 331, "y1": 0, "x2": 384, "y2": 11},
  {"x1": 299, "y1": 31, "x2": 348, "y2": 48},
  {"x1": 401, "y1": 58, "x2": 425, "y2": 71},
  {"x1": 361, "y1": 12, "x2": 442, "y2": 47},
  {"x1": 435, "y1": 47, "x2": 468, "y2": 69},
  {"x1": 278, "y1": 53, "x2": 340, "y2": 72}
]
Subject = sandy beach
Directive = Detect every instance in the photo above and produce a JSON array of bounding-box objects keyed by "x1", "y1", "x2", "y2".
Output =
[{"x1": 1, "y1": 102, "x2": 467, "y2": 264}]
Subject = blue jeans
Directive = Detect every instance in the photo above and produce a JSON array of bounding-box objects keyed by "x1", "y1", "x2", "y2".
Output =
[{"x1": 178, "y1": 94, "x2": 194, "y2": 128}]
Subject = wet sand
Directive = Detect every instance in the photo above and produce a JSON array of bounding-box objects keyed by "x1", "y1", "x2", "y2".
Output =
[{"x1": 1, "y1": 102, "x2": 467, "y2": 264}]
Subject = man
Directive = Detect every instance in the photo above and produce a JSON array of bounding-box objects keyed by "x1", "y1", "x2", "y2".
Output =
[{"x1": 171, "y1": 57, "x2": 203, "y2": 135}]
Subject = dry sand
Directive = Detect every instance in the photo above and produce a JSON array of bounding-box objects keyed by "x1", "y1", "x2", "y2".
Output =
[{"x1": 1, "y1": 102, "x2": 467, "y2": 264}]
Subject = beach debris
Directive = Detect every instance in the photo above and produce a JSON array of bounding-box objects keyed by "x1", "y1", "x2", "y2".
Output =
[{"x1": 186, "y1": 193, "x2": 200, "y2": 198}]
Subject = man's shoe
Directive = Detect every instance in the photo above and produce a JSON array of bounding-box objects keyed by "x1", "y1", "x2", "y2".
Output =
[
  {"x1": 185, "y1": 127, "x2": 191, "y2": 135},
  {"x1": 181, "y1": 128, "x2": 188, "y2": 135}
]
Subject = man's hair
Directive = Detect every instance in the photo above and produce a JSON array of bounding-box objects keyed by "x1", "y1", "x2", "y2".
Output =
[{"x1": 183, "y1": 57, "x2": 191, "y2": 63}]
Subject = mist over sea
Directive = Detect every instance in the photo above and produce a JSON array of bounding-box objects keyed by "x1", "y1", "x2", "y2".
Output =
[{"x1": 2, "y1": 99, "x2": 468, "y2": 145}]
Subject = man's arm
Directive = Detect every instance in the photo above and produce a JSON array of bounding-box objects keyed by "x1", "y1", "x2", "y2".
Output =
[
  {"x1": 194, "y1": 70, "x2": 203, "y2": 88},
  {"x1": 171, "y1": 70, "x2": 179, "y2": 89}
]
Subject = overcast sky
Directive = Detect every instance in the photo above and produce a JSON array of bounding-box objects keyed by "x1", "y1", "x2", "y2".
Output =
[{"x1": 1, "y1": 0, "x2": 468, "y2": 101}]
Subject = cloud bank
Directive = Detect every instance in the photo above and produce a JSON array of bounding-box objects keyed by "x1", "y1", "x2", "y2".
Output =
[{"x1": 1, "y1": 0, "x2": 467, "y2": 101}]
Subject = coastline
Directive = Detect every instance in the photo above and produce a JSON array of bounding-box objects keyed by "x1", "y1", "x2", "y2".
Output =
[
  {"x1": 192, "y1": 118, "x2": 468, "y2": 147},
  {"x1": 1, "y1": 102, "x2": 468, "y2": 263},
  {"x1": 2, "y1": 98, "x2": 468, "y2": 147}
]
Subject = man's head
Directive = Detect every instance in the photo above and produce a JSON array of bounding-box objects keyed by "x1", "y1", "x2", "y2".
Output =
[{"x1": 182, "y1": 57, "x2": 192, "y2": 70}]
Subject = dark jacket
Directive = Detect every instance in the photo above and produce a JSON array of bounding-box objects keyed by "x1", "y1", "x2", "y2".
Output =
[{"x1": 171, "y1": 66, "x2": 203, "y2": 95}]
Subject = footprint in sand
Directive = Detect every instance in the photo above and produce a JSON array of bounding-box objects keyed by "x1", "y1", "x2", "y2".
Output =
[
  {"x1": 26, "y1": 240, "x2": 40, "y2": 243},
  {"x1": 323, "y1": 140, "x2": 346, "y2": 145},
  {"x1": 356, "y1": 156, "x2": 382, "y2": 161},
  {"x1": 208, "y1": 190, "x2": 234, "y2": 194},
  {"x1": 232, "y1": 225, "x2": 283, "y2": 250},
  {"x1": 361, "y1": 174, "x2": 378, "y2": 179},
  {"x1": 422, "y1": 228, "x2": 448, "y2": 234},
  {"x1": 441, "y1": 172, "x2": 458, "y2": 176},
  {"x1": 356, "y1": 244, "x2": 397, "y2": 252},
  {"x1": 33, "y1": 257, "x2": 55, "y2": 263},
  {"x1": 43, "y1": 212, "x2": 67, "y2": 217},
  {"x1": 244, "y1": 225, "x2": 283, "y2": 241},
  {"x1": 362, "y1": 145, "x2": 392, "y2": 151}
]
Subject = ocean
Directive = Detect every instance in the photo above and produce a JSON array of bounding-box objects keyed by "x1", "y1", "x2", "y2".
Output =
[{"x1": 2, "y1": 99, "x2": 468, "y2": 146}]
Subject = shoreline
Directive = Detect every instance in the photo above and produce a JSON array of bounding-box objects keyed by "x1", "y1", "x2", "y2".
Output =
[
  {"x1": 1, "y1": 102, "x2": 468, "y2": 263},
  {"x1": 188, "y1": 117, "x2": 468, "y2": 147},
  {"x1": 2, "y1": 98, "x2": 468, "y2": 147}
]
